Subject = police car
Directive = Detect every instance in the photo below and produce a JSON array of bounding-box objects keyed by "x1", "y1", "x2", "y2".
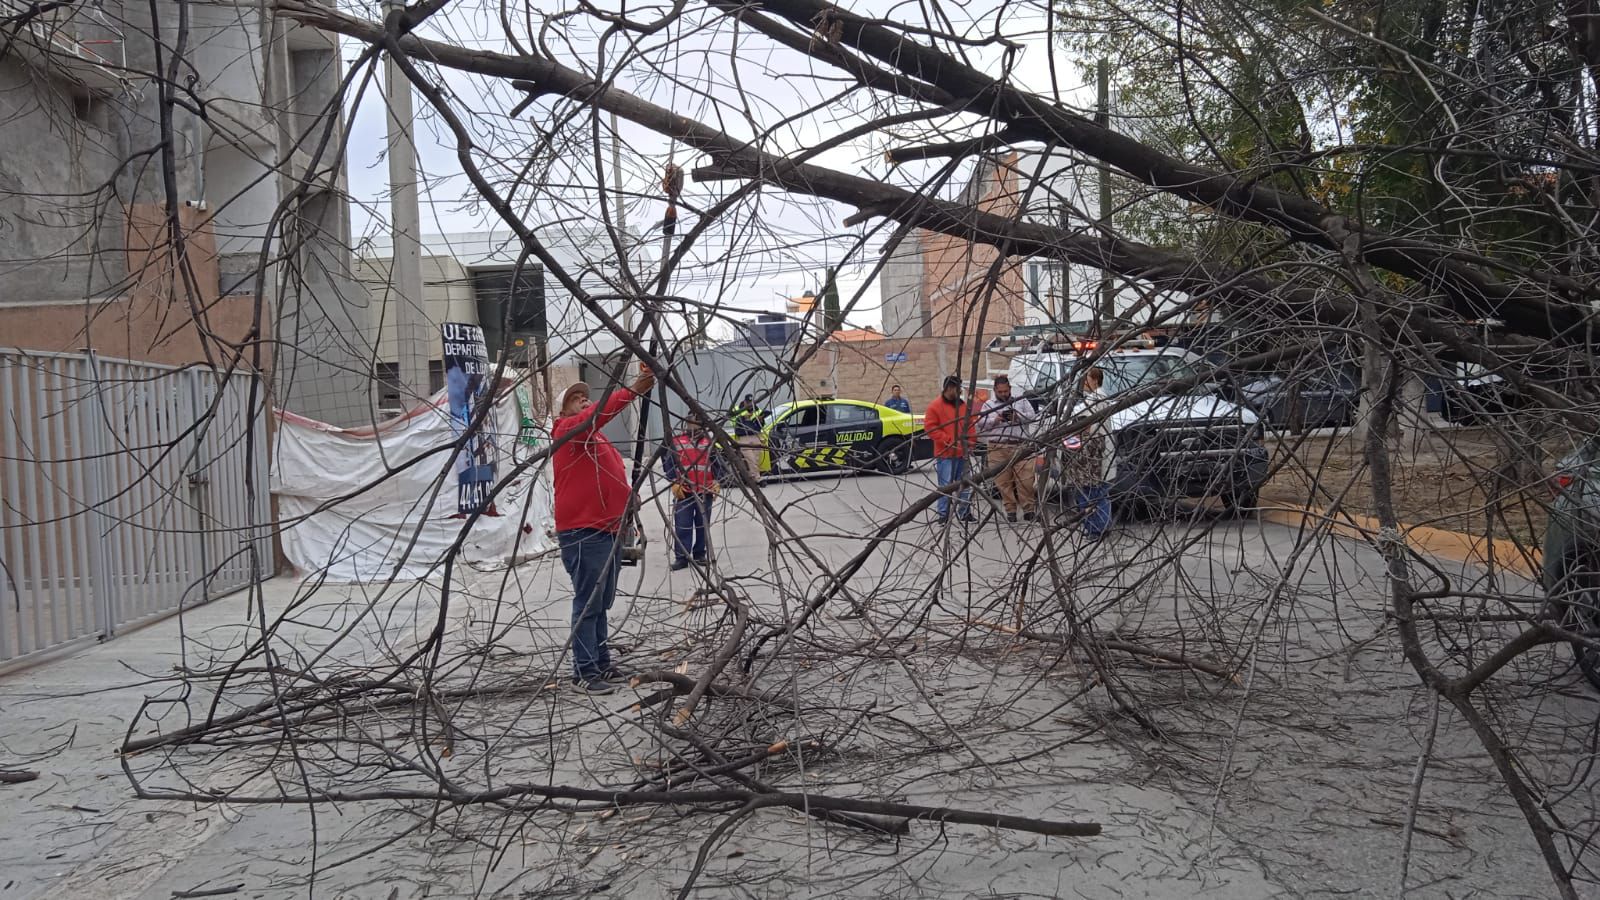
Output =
[{"x1": 759, "y1": 398, "x2": 928, "y2": 475}]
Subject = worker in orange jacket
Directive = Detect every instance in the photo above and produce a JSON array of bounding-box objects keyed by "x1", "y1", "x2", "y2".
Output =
[{"x1": 923, "y1": 374, "x2": 978, "y2": 523}]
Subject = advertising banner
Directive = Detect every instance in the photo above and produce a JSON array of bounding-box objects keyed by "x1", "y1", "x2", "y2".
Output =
[{"x1": 441, "y1": 322, "x2": 496, "y2": 514}]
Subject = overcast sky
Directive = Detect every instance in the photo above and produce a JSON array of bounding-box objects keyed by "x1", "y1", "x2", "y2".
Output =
[{"x1": 340, "y1": 0, "x2": 1100, "y2": 340}]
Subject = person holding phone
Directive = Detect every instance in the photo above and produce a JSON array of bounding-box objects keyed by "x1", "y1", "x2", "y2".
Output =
[{"x1": 977, "y1": 374, "x2": 1038, "y2": 522}]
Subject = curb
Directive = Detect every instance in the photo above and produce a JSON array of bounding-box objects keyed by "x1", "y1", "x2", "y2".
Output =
[{"x1": 1259, "y1": 505, "x2": 1543, "y2": 579}]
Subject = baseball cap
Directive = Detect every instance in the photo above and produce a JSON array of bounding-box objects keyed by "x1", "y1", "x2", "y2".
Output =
[{"x1": 558, "y1": 381, "x2": 591, "y2": 411}]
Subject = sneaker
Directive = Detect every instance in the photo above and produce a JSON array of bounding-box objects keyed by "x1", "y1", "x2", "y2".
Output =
[
  {"x1": 1023, "y1": 511, "x2": 1035, "y2": 522},
  {"x1": 933, "y1": 513, "x2": 949, "y2": 524},
  {"x1": 670, "y1": 559, "x2": 689, "y2": 571},
  {"x1": 572, "y1": 677, "x2": 617, "y2": 695},
  {"x1": 601, "y1": 665, "x2": 633, "y2": 682},
  {"x1": 958, "y1": 513, "x2": 978, "y2": 524},
  {"x1": 1006, "y1": 512, "x2": 1018, "y2": 523}
]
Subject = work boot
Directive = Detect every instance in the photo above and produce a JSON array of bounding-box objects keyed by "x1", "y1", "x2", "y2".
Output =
[
  {"x1": 1023, "y1": 510, "x2": 1035, "y2": 522},
  {"x1": 670, "y1": 558, "x2": 689, "y2": 571},
  {"x1": 1006, "y1": 512, "x2": 1018, "y2": 523}
]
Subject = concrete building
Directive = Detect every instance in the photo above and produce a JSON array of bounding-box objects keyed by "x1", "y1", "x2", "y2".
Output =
[
  {"x1": 357, "y1": 230, "x2": 632, "y2": 414},
  {"x1": 736, "y1": 312, "x2": 804, "y2": 347},
  {"x1": 0, "y1": 0, "x2": 373, "y2": 426},
  {"x1": 879, "y1": 231, "x2": 926, "y2": 338}
]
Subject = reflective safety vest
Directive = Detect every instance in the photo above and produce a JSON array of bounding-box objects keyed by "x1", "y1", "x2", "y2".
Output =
[
  {"x1": 732, "y1": 407, "x2": 764, "y2": 436},
  {"x1": 671, "y1": 434, "x2": 718, "y2": 492}
]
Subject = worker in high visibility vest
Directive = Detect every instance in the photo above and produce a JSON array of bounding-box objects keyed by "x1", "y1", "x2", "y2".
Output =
[
  {"x1": 730, "y1": 395, "x2": 766, "y2": 479},
  {"x1": 663, "y1": 413, "x2": 727, "y2": 570}
]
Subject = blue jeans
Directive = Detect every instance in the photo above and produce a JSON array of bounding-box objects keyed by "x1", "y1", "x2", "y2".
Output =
[
  {"x1": 1074, "y1": 484, "x2": 1112, "y2": 537},
  {"x1": 935, "y1": 457, "x2": 971, "y2": 519},
  {"x1": 558, "y1": 528, "x2": 620, "y2": 680},
  {"x1": 672, "y1": 493, "x2": 714, "y2": 563}
]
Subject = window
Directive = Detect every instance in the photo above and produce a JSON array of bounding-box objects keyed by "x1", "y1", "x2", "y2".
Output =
[
  {"x1": 1025, "y1": 259, "x2": 1068, "y2": 319},
  {"x1": 374, "y1": 361, "x2": 444, "y2": 411},
  {"x1": 1103, "y1": 354, "x2": 1204, "y2": 394},
  {"x1": 834, "y1": 404, "x2": 878, "y2": 423},
  {"x1": 781, "y1": 406, "x2": 823, "y2": 429}
]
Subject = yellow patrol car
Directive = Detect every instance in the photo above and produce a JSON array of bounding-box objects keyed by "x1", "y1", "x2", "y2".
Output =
[{"x1": 758, "y1": 398, "x2": 927, "y2": 475}]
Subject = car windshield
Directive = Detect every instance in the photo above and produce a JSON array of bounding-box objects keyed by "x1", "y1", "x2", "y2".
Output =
[{"x1": 1100, "y1": 354, "x2": 1206, "y2": 395}]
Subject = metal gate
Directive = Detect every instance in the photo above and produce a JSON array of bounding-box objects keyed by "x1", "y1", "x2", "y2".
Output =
[{"x1": 0, "y1": 349, "x2": 269, "y2": 670}]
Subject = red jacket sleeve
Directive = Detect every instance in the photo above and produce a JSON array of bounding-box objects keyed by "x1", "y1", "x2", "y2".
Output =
[
  {"x1": 924, "y1": 400, "x2": 951, "y2": 455},
  {"x1": 552, "y1": 389, "x2": 636, "y2": 442}
]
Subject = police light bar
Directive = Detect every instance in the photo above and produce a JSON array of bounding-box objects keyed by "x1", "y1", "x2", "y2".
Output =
[{"x1": 1071, "y1": 335, "x2": 1158, "y2": 352}]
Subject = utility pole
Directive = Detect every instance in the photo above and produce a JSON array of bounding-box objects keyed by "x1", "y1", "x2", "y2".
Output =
[
  {"x1": 613, "y1": 110, "x2": 638, "y2": 437},
  {"x1": 384, "y1": 0, "x2": 430, "y2": 412},
  {"x1": 1095, "y1": 58, "x2": 1116, "y2": 329}
]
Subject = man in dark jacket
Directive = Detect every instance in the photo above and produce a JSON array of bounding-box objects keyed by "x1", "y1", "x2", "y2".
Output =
[
  {"x1": 730, "y1": 394, "x2": 765, "y2": 478},
  {"x1": 884, "y1": 384, "x2": 911, "y2": 414},
  {"x1": 552, "y1": 365, "x2": 654, "y2": 694}
]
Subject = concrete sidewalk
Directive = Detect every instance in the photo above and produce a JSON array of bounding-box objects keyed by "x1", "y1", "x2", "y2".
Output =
[{"x1": 0, "y1": 577, "x2": 306, "y2": 899}]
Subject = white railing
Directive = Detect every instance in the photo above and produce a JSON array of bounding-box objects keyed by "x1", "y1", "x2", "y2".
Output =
[{"x1": 0, "y1": 349, "x2": 269, "y2": 670}]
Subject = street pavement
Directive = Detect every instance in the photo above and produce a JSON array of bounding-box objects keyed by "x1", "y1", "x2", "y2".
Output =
[{"x1": 0, "y1": 466, "x2": 1592, "y2": 899}]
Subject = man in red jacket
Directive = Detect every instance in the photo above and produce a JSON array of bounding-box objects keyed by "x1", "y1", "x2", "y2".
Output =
[
  {"x1": 663, "y1": 413, "x2": 726, "y2": 570},
  {"x1": 923, "y1": 374, "x2": 978, "y2": 523},
  {"x1": 552, "y1": 365, "x2": 654, "y2": 694}
]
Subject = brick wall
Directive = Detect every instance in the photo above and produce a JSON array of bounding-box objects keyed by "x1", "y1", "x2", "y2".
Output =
[
  {"x1": 794, "y1": 335, "x2": 1016, "y2": 411},
  {"x1": 0, "y1": 204, "x2": 269, "y2": 372},
  {"x1": 920, "y1": 156, "x2": 1028, "y2": 344}
]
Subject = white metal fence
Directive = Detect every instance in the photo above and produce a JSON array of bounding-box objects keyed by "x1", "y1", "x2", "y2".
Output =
[{"x1": 0, "y1": 349, "x2": 269, "y2": 670}]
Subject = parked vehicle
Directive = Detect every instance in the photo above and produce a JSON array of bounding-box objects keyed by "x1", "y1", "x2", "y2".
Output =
[
  {"x1": 1022, "y1": 342, "x2": 1270, "y2": 514},
  {"x1": 1543, "y1": 441, "x2": 1600, "y2": 689},
  {"x1": 759, "y1": 398, "x2": 928, "y2": 475},
  {"x1": 1440, "y1": 367, "x2": 1529, "y2": 424},
  {"x1": 1236, "y1": 363, "x2": 1360, "y2": 431}
]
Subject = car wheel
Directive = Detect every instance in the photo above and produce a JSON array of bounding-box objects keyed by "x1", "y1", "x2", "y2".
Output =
[
  {"x1": 777, "y1": 450, "x2": 798, "y2": 475},
  {"x1": 1551, "y1": 556, "x2": 1600, "y2": 691},
  {"x1": 1110, "y1": 491, "x2": 1147, "y2": 523},
  {"x1": 876, "y1": 439, "x2": 911, "y2": 475}
]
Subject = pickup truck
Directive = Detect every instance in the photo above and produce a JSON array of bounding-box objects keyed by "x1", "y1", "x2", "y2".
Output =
[{"x1": 1017, "y1": 342, "x2": 1270, "y2": 515}]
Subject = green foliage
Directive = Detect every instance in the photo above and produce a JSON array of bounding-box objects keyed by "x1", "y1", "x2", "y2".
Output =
[
  {"x1": 1053, "y1": 0, "x2": 1592, "y2": 273},
  {"x1": 821, "y1": 266, "x2": 843, "y2": 333}
]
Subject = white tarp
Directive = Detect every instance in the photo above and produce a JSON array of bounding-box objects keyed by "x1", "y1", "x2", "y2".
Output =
[{"x1": 271, "y1": 386, "x2": 554, "y2": 583}]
